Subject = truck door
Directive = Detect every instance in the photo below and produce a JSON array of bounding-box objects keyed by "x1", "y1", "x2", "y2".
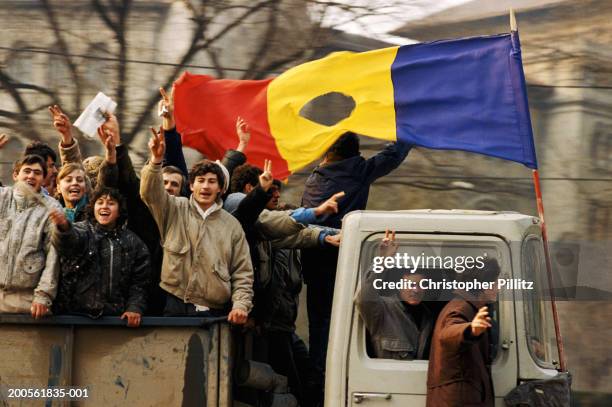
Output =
[{"x1": 345, "y1": 233, "x2": 518, "y2": 407}]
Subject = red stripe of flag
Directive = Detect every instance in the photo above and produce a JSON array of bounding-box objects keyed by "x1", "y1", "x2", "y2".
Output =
[{"x1": 174, "y1": 72, "x2": 290, "y2": 179}]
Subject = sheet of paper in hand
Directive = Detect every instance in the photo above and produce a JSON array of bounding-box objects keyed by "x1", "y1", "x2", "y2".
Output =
[{"x1": 74, "y1": 92, "x2": 117, "y2": 138}]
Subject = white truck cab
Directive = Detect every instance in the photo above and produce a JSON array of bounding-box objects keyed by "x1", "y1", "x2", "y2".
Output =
[{"x1": 325, "y1": 210, "x2": 562, "y2": 406}]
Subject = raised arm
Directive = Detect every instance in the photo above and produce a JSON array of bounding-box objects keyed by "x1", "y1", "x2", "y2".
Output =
[
  {"x1": 233, "y1": 159, "x2": 273, "y2": 231},
  {"x1": 49, "y1": 105, "x2": 82, "y2": 165},
  {"x1": 158, "y1": 87, "x2": 189, "y2": 176},
  {"x1": 140, "y1": 127, "x2": 176, "y2": 239},
  {"x1": 221, "y1": 117, "x2": 250, "y2": 176},
  {"x1": 362, "y1": 142, "x2": 412, "y2": 184},
  {"x1": 355, "y1": 230, "x2": 397, "y2": 332},
  {"x1": 96, "y1": 113, "x2": 142, "y2": 196},
  {"x1": 96, "y1": 134, "x2": 119, "y2": 189}
]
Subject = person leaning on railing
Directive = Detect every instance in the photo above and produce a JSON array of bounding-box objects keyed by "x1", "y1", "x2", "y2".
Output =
[
  {"x1": 140, "y1": 127, "x2": 253, "y2": 323},
  {"x1": 0, "y1": 148, "x2": 61, "y2": 319},
  {"x1": 49, "y1": 187, "x2": 150, "y2": 327}
]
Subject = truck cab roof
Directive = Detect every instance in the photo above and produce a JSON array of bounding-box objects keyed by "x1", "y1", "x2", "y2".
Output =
[{"x1": 342, "y1": 210, "x2": 540, "y2": 242}]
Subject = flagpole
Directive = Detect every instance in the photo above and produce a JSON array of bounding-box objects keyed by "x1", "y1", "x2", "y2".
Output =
[
  {"x1": 532, "y1": 170, "x2": 567, "y2": 372},
  {"x1": 510, "y1": 8, "x2": 517, "y2": 31},
  {"x1": 511, "y1": 9, "x2": 566, "y2": 371}
]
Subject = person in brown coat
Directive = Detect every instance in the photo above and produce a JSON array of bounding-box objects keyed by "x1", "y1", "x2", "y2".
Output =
[{"x1": 426, "y1": 259, "x2": 500, "y2": 407}]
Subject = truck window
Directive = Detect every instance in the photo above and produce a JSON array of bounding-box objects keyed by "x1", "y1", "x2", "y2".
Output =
[
  {"x1": 355, "y1": 233, "x2": 502, "y2": 362},
  {"x1": 521, "y1": 236, "x2": 560, "y2": 368}
]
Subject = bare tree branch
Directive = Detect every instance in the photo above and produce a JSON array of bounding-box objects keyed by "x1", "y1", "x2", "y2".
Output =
[
  {"x1": 40, "y1": 0, "x2": 82, "y2": 113},
  {"x1": 0, "y1": 69, "x2": 42, "y2": 139},
  {"x1": 124, "y1": 0, "x2": 276, "y2": 145},
  {"x1": 91, "y1": 0, "x2": 119, "y2": 32},
  {"x1": 91, "y1": 0, "x2": 132, "y2": 126},
  {"x1": 241, "y1": 0, "x2": 280, "y2": 79},
  {"x1": 205, "y1": 47, "x2": 226, "y2": 78}
]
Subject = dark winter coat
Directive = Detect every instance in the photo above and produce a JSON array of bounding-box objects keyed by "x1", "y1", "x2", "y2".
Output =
[
  {"x1": 301, "y1": 142, "x2": 411, "y2": 229},
  {"x1": 52, "y1": 220, "x2": 151, "y2": 317},
  {"x1": 231, "y1": 187, "x2": 321, "y2": 324},
  {"x1": 426, "y1": 298, "x2": 494, "y2": 407},
  {"x1": 265, "y1": 248, "x2": 303, "y2": 332}
]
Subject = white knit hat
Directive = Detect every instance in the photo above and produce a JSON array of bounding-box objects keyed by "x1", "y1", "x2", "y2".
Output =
[{"x1": 214, "y1": 160, "x2": 230, "y2": 194}]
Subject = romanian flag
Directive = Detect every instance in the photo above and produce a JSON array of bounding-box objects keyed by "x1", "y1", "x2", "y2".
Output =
[{"x1": 174, "y1": 32, "x2": 537, "y2": 179}]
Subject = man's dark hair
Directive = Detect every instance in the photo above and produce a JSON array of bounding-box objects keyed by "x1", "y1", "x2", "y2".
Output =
[
  {"x1": 24, "y1": 141, "x2": 57, "y2": 164},
  {"x1": 163, "y1": 165, "x2": 186, "y2": 184},
  {"x1": 325, "y1": 132, "x2": 360, "y2": 162},
  {"x1": 188, "y1": 159, "x2": 225, "y2": 189},
  {"x1": 458, "y1": 258, "x2": 501, "y2": 292},
  {"x1": 230, "y1": 163, "x2": 262, "y2": 193},
  {"x1": 13, "y1": 154, "x2": 48, "y2": 178},
  {"x1": 272, "y1": 179, "x2": 282, "y2": 190},
  {"x1": 87, "y1": 186, "x2": 128, "y2": 227}
]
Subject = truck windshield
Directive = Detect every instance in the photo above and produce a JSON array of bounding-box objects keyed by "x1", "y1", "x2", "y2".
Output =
[
  {"x1": 522, "y1": 235, "x2": 560, "y2": 368},
  {"x1": 356, "y1": 233, "x2": 504, "y2": 361}
]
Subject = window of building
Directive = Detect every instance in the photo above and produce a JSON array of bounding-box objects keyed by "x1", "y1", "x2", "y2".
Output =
[
  {"x1": 591, "y1": 123, "x2": 612, "y2": 172},
  {"x1": 589, "y1": 201, "x2": 611, "y2": 240}
]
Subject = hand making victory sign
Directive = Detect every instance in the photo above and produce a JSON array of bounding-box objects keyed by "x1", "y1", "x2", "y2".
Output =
[
  {"x1": 48, "y1": 105, "x2": 74, "y2": 146},
  {"x1": 158, "y1": 87, "x2": 175, "y2": 130},
  {"x1": 258, "y1": 159, "x2": 273, "y2": 192},
  {"x1": 149, "y1": 126, "x2": 166, "y2": 165},
  {"x1": 379, "y1": 229, "x2": 398, "y2": 257}
]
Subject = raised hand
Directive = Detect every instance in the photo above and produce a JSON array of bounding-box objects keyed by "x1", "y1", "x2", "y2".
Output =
[
  {"x1": 236, "y1": 116, "x2": 251, "y2": 152},
  {"x1": 471, "y1": 306, "x2": 492, "y2": 337},
  {"x1": 378, "y1": 229, "x2": 398, "y2": 257},
  {"x1": 258, "y1": 159, "x2": 273, "y2": 191},
  {"x1": 97, "y1": 113, "x2": 120, "y2": 145},
  {"x1": 158, "y1": 87, "x2": 175, "y2": 130},
  {"x1": 48, "y1": 105, "x2": 74, "y2": 146},
  {"x1": 104, "y1": 134, "x2": 117, "y2": 164},
  {"x1": 0, "y1": 133, "x2": 8, "y2": 149},
  {"x1": 148, "y1": 126, "x2": 166, "y2": 164},
  {"x1": 49, "y1": 208, "x2": 70, "y2": 232},
  {"x1": 314, "y1": 191, "x2": 345, "y2": 217}
]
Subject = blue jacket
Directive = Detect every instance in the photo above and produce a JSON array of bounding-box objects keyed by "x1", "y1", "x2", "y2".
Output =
[{"x1": 300, "y1": 142, "x2": 411, "y2": 228}]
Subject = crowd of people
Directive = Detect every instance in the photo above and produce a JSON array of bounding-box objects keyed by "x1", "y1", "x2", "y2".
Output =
[{"x1": 0, "y1": 86, "x2": 498, "y2": 406}]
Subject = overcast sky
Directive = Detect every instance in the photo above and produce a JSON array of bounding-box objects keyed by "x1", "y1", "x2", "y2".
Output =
[
  {"x1": 321, "y1": 0, "x2": 566, "y2": 44},
  {"x1": 319, "y1": 0, "x2": 473, "y2": 45}
]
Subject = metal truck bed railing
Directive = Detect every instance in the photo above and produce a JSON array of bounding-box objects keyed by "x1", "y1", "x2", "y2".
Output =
[{"x1": 0, "y1": 315, "x2": 233, "y2": 407}]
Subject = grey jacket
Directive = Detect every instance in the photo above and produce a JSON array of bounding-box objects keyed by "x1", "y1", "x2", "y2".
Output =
[
  {"x1": 0, "y1": 186, "x2": 61, "y2": 306},
  {"x1": 356, "y1": 268, "x2": 434, "y2": 360}
]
